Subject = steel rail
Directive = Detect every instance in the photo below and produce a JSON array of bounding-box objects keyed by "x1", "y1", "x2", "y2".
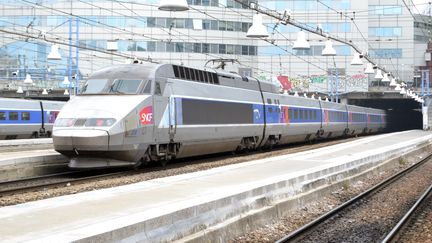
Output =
[
  {"x1": 0, "y1": 169, "x2": 129, "y2": 195},
  {"x1": 275, "y1": 153, "x2": 432, "y2": 243},
  {"x1": 382, "y1": 182, "x2": 432, "y2": 243}
]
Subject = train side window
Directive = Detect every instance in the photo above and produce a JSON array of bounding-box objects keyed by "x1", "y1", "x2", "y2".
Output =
[
  {"x1": 202, "y1": 71, "x2": 208, "y2": 83},
  {"x1": 299, "y1": 109, "x2": 303, "y2": 119},
  {"x1": 179, "y1": 66, "x2": 186, "y2": 79},
  {"x1": 268, "y1": 107, "x2": 273, "y2": 113},
  {"x1": 190, "y1": 69, "x2": 196, "y2": 81},
  {"x1": 288, "y1": 109, "x2": 293, "y2": 120},
  {"x1": 313, "y1": 110, "x2": 317, "y2": 120},
  {"x1": 212, "y1": 73, "x2": 219, "y2": 84},
  {"x1": 21, "y1": 112, "x2": 30, "y2": 121},
  {"x1": 294, "y1": 109, "x2": 298, "y2": 120},
  {"x1": 173, "y1": 65, "x2": 180, "y2": 78},
  {"x1": 199, "y1": 71, "x2": 204, "y2": 82},
  {"x1": 9, "y1": 112, "x2": 18, "y2": 120},
  {"x1": 185, "y1": 68, "x2": 191, "y2": 80},
  {"x1": 207, "y1": 72, "x2": 212, "y2": 83},
  {"x1": 0, "y1": 112, "x2": 5, "y2": 120}
]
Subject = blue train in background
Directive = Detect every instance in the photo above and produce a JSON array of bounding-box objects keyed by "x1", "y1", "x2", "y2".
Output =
[{"x1": 0, "y1": 98, "x2": 64, "y2": 139}]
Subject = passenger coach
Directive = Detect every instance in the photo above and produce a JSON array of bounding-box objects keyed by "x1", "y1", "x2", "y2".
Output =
[{"x1": 52, "y1": 63, "x2": 387, "y2": 169}]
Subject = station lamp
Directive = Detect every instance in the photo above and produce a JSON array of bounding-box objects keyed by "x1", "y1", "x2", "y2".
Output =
[
  {"x1": 322, "y1": 39, "x2": 336, "y2": 56},
  {"x1": 158, "y1": 0, "x2": 189, "y2": 11},
  {"x1": 293, "y1": 91, "x2": 299, "y2": 97},
  {"x1": 16, "y1": 86, "x2": 23, "y2": 94},
  {"x1": 246, "y1": 14, "x2": 269, "y2": 38},
  {"x1": 292, "y1": 30, "x2": 310, "y2": 49},
  {"x1": 389, "y1": 77, "x2": 397, "y2": 87},
  {"x1": 381, "y1": 73, "x2": 390, "y2": 82},
  {"x1": 364, "y1": 63, "x2": 375, "y2": 74},
  {"x1": 47, "y1": 44, "x2": 62, "y2": 60},
  {"x1": 350, "y1": 52, "x2": 363, "y2": 65},
  {"x1": 23, "y1": 74, "x2": 33, "y2": 84},
  {"x1": 62, "y1": 76, "x2": 71, "y2": 86},
  {"x1": 394, "y1": 83, "x2": 402, "y2": 91},
  {"x1": 42, "y1": 88, "x2": 48, "y2": 95},
  {"x1": 374, "y1": 69, "x2": 384, "y2": 80},
  {"x1": 64, "y1": 89, "x2": 69, "y2": 95}
]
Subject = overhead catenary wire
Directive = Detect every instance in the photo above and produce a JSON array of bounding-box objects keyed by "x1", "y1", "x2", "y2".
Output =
[
  {"x1": 316, "y1": 0, "x2": 402, "y2": 79},
  {"x1": 16, "y1": 0, "x2": 274, "y2": 75}
]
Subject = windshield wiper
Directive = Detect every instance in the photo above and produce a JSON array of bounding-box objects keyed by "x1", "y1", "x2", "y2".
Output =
[{"x1": 109, "y1": 84, "x2": 126, "y2": 94}]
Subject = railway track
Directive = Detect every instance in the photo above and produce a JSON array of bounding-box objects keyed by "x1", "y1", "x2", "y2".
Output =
[
  {"x1": 275, "y1": 153, "x2": 432, "y2": 243},
  {"x1": 0, "y1": 169, "x2": 131, "y2": 196},
  {"x1": 383, "y1": 183, "x2": 432, "y2": 242}
]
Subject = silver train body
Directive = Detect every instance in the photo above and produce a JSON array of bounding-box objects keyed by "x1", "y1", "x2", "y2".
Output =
[
  {"x1": 52, "y1": 63, "x2": 387, "y2": 169},
  {"x1": 0, "y1": 98, "x2": 64, "y2": 139}
]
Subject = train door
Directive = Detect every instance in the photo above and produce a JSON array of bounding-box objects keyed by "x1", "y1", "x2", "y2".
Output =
[
  {"x1": 152, "y1": 80, "x2": 176, "y2": 143},
  {"x1": 168, "y1": 96, "x2": 177, "y2": 141}
]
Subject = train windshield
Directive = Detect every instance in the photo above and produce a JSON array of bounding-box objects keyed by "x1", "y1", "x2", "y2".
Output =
[
  {"x1": 81, "y1": 79, "x2": 109, "y2": 94},
  {"x1": 109, "y1": 79, "x2": 142, "y2": 94},
  {"x1": 81, "y1": 79, "x2": 146, "y2": 95}
]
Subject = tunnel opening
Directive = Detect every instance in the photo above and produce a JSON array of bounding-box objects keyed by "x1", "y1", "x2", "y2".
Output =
[{"x1": 348, "y1": 98, "x2": 422, "y2": 132}]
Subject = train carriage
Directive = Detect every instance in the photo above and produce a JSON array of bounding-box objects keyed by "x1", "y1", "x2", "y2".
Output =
[
  {"x1": 0, "y1": 98, "x2": 63, "y2": 139},
  {"x1": 52, "y1": 63, "x2": 387, "y2": 169}
]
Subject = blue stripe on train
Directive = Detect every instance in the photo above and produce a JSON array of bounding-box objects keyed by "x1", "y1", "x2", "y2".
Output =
[{"x1": 174, "y1": 98, "x2": 382, "y2": 125}]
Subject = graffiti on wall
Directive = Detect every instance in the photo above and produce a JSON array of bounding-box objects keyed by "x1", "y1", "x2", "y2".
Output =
[
  {"x1": 280, "y1": 74, "x2": 368, "y2": 92},
  {"x1": 256, "y1": 73, "x2": 369, "y2": 93}
]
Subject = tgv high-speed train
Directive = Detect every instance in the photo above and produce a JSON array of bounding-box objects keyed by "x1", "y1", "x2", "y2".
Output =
[
  {"x1": 52, "y1": 63, "x2": 386, "y2": 169},
  {"x1": 0, "y1": 98, "x2": 64, "y2": 139}
]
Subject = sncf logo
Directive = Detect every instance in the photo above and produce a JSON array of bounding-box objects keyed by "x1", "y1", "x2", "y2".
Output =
[{"x1": 140, "y1": 106, "x2": 153, "y2": 125}]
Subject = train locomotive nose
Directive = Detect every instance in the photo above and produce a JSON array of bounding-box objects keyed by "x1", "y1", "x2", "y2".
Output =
[
  {"x1": 53, "y1": 129, "x2": 110, "y2": 152},
  {"x1": 52, "y1": 95, "x2": 153, "y2": 169}
]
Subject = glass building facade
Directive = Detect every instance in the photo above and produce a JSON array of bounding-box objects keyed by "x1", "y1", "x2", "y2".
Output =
[{"x1": 0, "y1": 0, "x2": 428, "y2": 94}]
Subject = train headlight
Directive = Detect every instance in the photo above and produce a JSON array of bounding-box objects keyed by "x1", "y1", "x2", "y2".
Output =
[
  {"x1": 85, "y1": 118, "x2": 117, "y2": 127},
  {"x1": 54, "y1": 118, "x2": 116, "y2": 127},
  {"x1": 55, "y1": 118, "x2": 76, "y2": 127}
]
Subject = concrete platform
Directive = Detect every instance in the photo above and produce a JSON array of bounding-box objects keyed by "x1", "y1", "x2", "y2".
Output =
[
  {"x1": 0, "y1": 138, "x2": 52, "y2": 147},
  {"x1": 0, "y1": 140, "x2": 66, "y2": 182},
  {"x1": 1, "y1": 130, "x2": 431, "y2": 242}
]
